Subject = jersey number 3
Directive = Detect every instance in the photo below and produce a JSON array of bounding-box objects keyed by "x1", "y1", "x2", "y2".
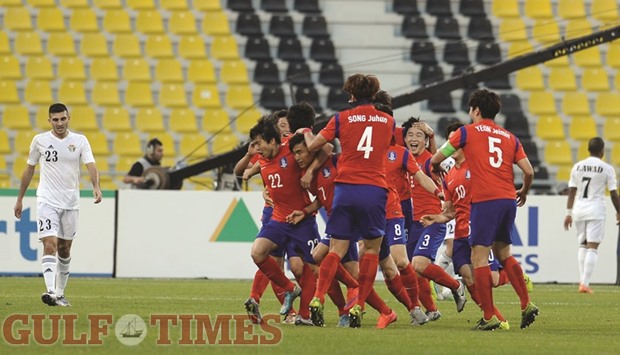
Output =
[{"x1": 357, "y1": 126, "x2": 374, "y2": 159}]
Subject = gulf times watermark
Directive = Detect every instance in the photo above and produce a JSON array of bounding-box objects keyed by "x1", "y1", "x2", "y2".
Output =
[{"x1": 2, "y1": 313, "x2": 282, "y2": 346}]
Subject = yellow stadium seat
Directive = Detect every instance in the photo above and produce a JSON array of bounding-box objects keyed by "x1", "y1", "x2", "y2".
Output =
[
  {"x1": 35, "y1": 106, "x2": 51, "y2": 130},
  {"x1": 169, "y1": 108, "x2": 197, "y2": 133},
  {"x1": 603, "y1": 118, "x2": 620, "y2": 142},
  {"x1": 179, "y1": 133, "x2": 207, "y2": 157},
  {"x1": 549, "y1": 67, "x2": 577, "y2": 91},
  {"x1": 25, "y1": 56, "x2": 53, "y2": 80},
  {"x1": 202, "y1": 108, "x2": 232, "y2": 134},
  {"x1": 5, "y1": 8, "x2": 33, "y2": 31},
  {"x1": 531, "y1": 21, "x2": 560, "y2": 45},
  {"x1": 545, "y1": 140, "x2": 573, "y2": 165},
  {"x1": 220, "y1": 60, "x2": 249, "y2": 85},
  {"x1": 591, "y1": 0, "x2": 619, "y2": 21},
  {"x1": 37, "y1": 8, "x2": 66, "y2": 32},
  {"x1": 160, "y1": 0, "x2": 188, "y2": 10},
  {"x1": 536, "y1": 115, "x2": 565, "y2": 140},
  {"x1": 178, "y1": 35, "x2": 207, "y2": 59},
  {"x1": 546, "y1": 55, "x2": 570, "y2": 67},
  {"x1": 103, "y1": 10, "x2": 132, "y2": 33},
  {"x1": 145, "y1": 35, "x2": 174, "y2": 58},
  {"x1": 569, "y1": 115, "x2": 598, "y2": 142},
  {"x1": 136, "y1": 10, "x2": 164, "y2": 34},
  {"x1": 499, "y1": 18, "x2": 528, "y2": 42},
  {"x1": 70, "y1": 9, "x2": 99, "y2": 33},
  {"x1": 15, "y1": 32, "x2": 43, "y2": 56},
  {"x1": 0, "y1": 156, "x2": 8, "y2": 173},
  {"x1": 610, "y1": 144, "x2": 620, "y2": 166},
  {"x1": 0, "y1": 131, "x2": 10, "y2": 154},
  {"x1": 29, "y1": 0, "x2": 57, "y2": 7},
  {"x1": 58, "y1": 81, "x2": 87, "y2": 105},
  {"x1": 13, "y1": 158, "x2": 40, "y2": 183},
  {"x1": 492, "y1": 0, "x2": 519, "y2": 18},
  {"x1": 159, "y1": 84, "x2": 188, "y2": 108},
  {"x1": 90, "y1": 58, "x2": 119, "y2": 81},
  {"x1": 127, "y1": 0, "x2": 155, "y2": 9},
  {"x1": 235, "y1": 108, "x2": 262, "y2": 135},
  {"x1": 203, "y1": 12, "x2": 231, "y2": 36},
  {"x1": 60, "y1": 0, "x2": 89, "y2": 8},
  {"x1": 561, "y1": 92, "x2": 590, "y2": 115},
  {"x1": 113, "y1": 132, "x2": 142, "y2": 157},
  {"x1": 524, "y1": 0, "x2": 553, "y2": 19},
  {"x1": 194, "y1": 0, "x2": 221, "y2": 11},
  {"x1": 0, "y1": 81, "x2": 20, "y2": 104},
  {"x1": 48, "y1": 33, "x2": 77, "y2": 57},
  {"x1": 155, "y1": 59, "x2": 183, "y2": 83},
  {"x1": 169, "y1": 11, "x2": 197, "y2": 35},
  {"x1": 123, "y1": 59, "x2": 152, "y2": 82},
  {"x1": 596, "y1": 92, "x2": 620, "y2": 117},
  {"x1": 2, "y1": 105, "x2": 32, "y2": 130},
  {"x1": 25, "y1": 81, "x2": 53, "y2": 105},
  {"x1": 102, "y1": 107, "x2": 132, "y2": 132},
  {"x1": 515, "y1": 66, "x2": 544, "y2": 91},
  {"x1": 581, "y1": 68, "x2": 610, "y2": 91},
  {"x1": 555, "y1": 164, "x2": 573, "y2": 181},
  {"x1": 528, "y1": 91, "x2": 556, "y2": 115},
  {"x1": 573, "y1": 47, "x2": 602, "y2": 67},
  {"x1": 86, "y1": 132, "x2": 111, "y2": 156},
  {"x1": 14, "y1": 131, "x2": 38, "y2": 155},
  {"x1": 606, "y1": 42, "x2": 620, "y2": 68},
  {"x1": 188, "y1": 59, "x2": 216, "y2": 84},
  {"x1": 576, "y1": 140, "x2": 591, "y2": 160},
  {"x1": 135, "y1": 108, "x2": 165, "y2": 133},
  {"x1": 211, "y1": 133, "x2": 240, "y2": 155},
  {"x1": 0, "y1": 175, "x2": 10, "y2": 188},
  {"x1": 225, "y1": 85, "x2": 254, "y2": 110},
  {"x1": 0, "y1": 55, "x2": 22, "y2": 80},
  {"x1": 92, "y1": 82, "x2": 121, "y2": 107},
  {"x1": 148, "y1": 132, "x2": 175, "y2": 156},
  {"x1": 81, "y1": 33, "x2": 109, "y2": 57},
  {"x1": 558, "y1": 0, "x2": 586, "y2": 19},
  {"x1": 211, "y1": 36, "x2": 240, "y2": 60},
  {"x1": 564, "y1": 19, "x2": 593, "y2": 40},
  {"x1": 57, "y1": 57, "x2": 86, "y2": 81},
  {"x1": 69, "y1": 106, "x2": 99, "y2": 132},
  {"x1": 115, "y1": 156, "x2": 137, "y2": 175},
  {"x1": 193, "y1": 84, "x2": 222, "y2": 108},
  {"x1": 125, "y1": 82, "x2": 154, "y2": 107},
  {"x1": 0, "y1": 32, "x2": 10, "y2": 54},
  {"x1": 93, "y1": 0, "x2": 122, "y2": 9},
  {"x1": 113, "y1": 34, "x2": 142, "y2": 58}
]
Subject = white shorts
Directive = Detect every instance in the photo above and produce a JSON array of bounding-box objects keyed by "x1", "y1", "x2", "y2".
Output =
[
  {"x1": 444, "y1": 219, "x2": 455, "y2": 240},
  {"x1": 37, "y1": 202, "x2": 79, "y2": 240},
  {"x1": 575, "y1": 219, "x2": 605, "y2": 245}
]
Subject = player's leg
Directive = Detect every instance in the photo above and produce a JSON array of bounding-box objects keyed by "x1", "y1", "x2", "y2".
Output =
[
  {"x1": 38, "y1": 202, "x2": 62, "y2": 306},
  {"x1": 581, "y1": 219, "x2": 603, "y2": 293}
]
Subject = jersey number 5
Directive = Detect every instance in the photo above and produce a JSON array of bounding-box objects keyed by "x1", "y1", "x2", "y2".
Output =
[
  {"x1": 488, "y1": 137, "x2": 503, "y2": 168},
  {"x1": 357, "y1": 126, "x2": 374, "y2": 159}
]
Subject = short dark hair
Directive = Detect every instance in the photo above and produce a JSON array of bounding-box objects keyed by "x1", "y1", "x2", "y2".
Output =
[
  {"x1": 287, "y1": 133, "x2": 306, "y2": 152},
  {"x1": 374, "y1": 90, "x2": 392, "y2": 107},
  {"x1": 249, "y1": 115, "x2": 271, "y2": 141},
  {"x1": 343, "y1": 74, "x2": 380, "y2": 101},
  {"x1": 445, "y1": 121, "x2": 464, "y2": 138},
  {"x1": 588, "y1": 137, "x2": 605, "y2": 155},
  {"x1": 468, "y1": 89, "x2": 501, "y2": 120},
  {"x1": 287, "y1": 102, "x2": 315, "y2": 132},
  {"x1": 401, "y1": 116, "x2": 421, "y2": 136},
  {"x1": 49, "y1": 103, "x2": 68, "y2": 116},
  {"x1": 147, "y1": 138, "x2": 163, "y2": 148},
  {"x1": 256, "y1": 117, "x2": 281, "y2": 145}
]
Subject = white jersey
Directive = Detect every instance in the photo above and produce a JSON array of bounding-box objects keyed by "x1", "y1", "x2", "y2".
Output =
[
  {"x1": 27, "y1": 130, "x2": 95, "y2": 210},
  {"x1": 568, "y1": 156, "x2": 617, "y2": 221}
]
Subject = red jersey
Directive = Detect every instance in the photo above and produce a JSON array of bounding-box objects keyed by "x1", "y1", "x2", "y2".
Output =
[
  {"x1": 394, "y1": 126, "x2": 406, "y2": 147},
  {"x1": 448, "y1": 119, "x2": 527, "y2": 203},
  {"x1": 386, "y1": 144, "x2": 419, "y2": 201},
  {"x1": 319, "y1": 103, "x2": 395, "y2": 188},
  {"x1": 385, "y1": 187, "x2": 403, "y2": 220},
  {"x1": 442, "y1": 161, "x2": 471, "y2": 239},
  {"x1": 259, "y1": 144, "x2": 311, "y2": 222},
  {"x1": 411, "y1": 149, "x2": 442, "y2": 220},
  {"x1": 307, "y1": 155, "x2": 338, "y2": 217}
]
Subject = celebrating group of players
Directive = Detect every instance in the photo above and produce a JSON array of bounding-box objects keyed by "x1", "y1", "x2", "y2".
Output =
[{"x1": 236, "y1": 73, "x2": 539, "y2": 331}]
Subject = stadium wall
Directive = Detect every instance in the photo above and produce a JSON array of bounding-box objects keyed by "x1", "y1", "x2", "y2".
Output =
[{"x1": 1, "y1": 190, "x2": 618, "y2": 284}]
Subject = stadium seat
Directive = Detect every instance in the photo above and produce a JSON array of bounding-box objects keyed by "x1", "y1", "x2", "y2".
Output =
[
  {"x1": 544, "y1": 140, "x2": 573, "y2": 165},
  {"x1": 193, "y1": 85, "x2": 222, "y2": 108},
  {"x1": 503, "y1": 112, "x2": 531, "y2": 139},
  {"x1": 419, "y1": 64, "x2": 444, "y2": 85},
  {"x1": 524, "y1": 0, "x2": 553, "y2": 19},
  {"x1": 136, "y1": 10, "x2": 164, "y2": 34},
  {"x1": 286, "y1": 61, "x2": 313, "y2": 85},
  {"x1": 15, "y1": 32, "x2": 43, "y2": 56},
  {"x1": 573, "y1": 47, "x2": 602, "y2": 67},
  {"x1": 254, "y1": 61, "x2": 281, "y2": 85},
  {"x1": 210, "y1": 36, "x2": 240, "y2": 60},
  {"x1": 90, "y1": 58, "x2": 119, "y2": 81},
  {"x1": 576, "y1": 141, "x2": 589, "y2": 161},
  {"x1": 569, "y1": 115, "x2": 598, "y2": 142},
  {"x1": 169, "y1": 108, "x2": 198, "y2": 133},
  {"x1": 135, "y1": 108, "x2": 165, "y2": 133},
  {"x1": 148, "y1": 132, "x2": 175, "y2": 156},
  {"x1": 57, "y1": 57, "x2": 86, "y2": 81},
  {"x1": 226, "y1": 85, "x2": 254, "y2": 110},
  {"x1": 29, "y1": 0, "x2": 57, "y2": 7},
  {"x1": 123, "y1": 59, "x2": 152, "y2": 82},
  {"x1": 444, "y1": 41, "x2": 470, "y2": 65},
  {"x1": 169, "y1": 11, "x2": 197, "y2": 35},
  {"x1": 93, "y1": 0, "x2": 122, "y2": 9},
  {"x1": 401, "y1": 16, "x2": 428, "y2": 39},
  {"x1": 103, "y1": 9, "x2": 132, "y2": 33},
  {"x1": 48, "y1": 33, "x2": 77, "y2": 57},
  {"x1": 260, "y1": 86, "x2": 287, "y2": 110},
  {"x1": 435, "y1": 17, "x2": 461, "y2": 40},
  {"x1": 228, "y1": 0, "x2": 253, "y2": 12},
  {"x1": 179, "y1": 133, "x2": 208, "y2": 158},
  {"x1": 528, "y1": 91, "x2": 556, "y2": 115},
  {"x1": 269, "y1": 15, "x2": 295, "y2": 38},
  {"x1": 160, "y1": 0, "x2": 188, "y2": 10},
  {"x1": 310, "y1": 38, "x2": 337, "y2": 62},
  {"x1": 0, "y1": 80, "x2": 20, "y2": 104},
  {"x1": 14, "y1": 131, "x2": 38, "y2": 155},
  {"x1": 0, "y1": 55, "x2": 22, "y2": 80},
  {"x1": 38, "y1": 8, "x2": 66, "y2": 32},
  {"x1": 581, "y1": 68, "x2": 610, "y2": 91},
  {"x1": 277, "y1": 38, "x2": 304, "y2": 62},
  {"x1": 237, "y1": 13, "x2": 263, "y2": 37},
  {"x1": 194, "y1": 0, "x2": 221, "y2": 11},
  {"x1": 319, "y1": 62, "x2": 344, "y2": 87},
  {"x1": 467, "y1": 18, "x2": 494, "y2": 41},
  {"x1": 499, "y1": 18, "x2": 528, "y2": 42},
  {"x1": 492, "y1": 0, "x2": 519, "y2": 18},
  {"x1": 126, "y1": 0, "x2": 155, "y2": 9},
  {"x1": 35, "y1": 106, "x2": 51, "y2": 130},
  {"x1": 211, "y1": 133, "x2": 241, "y2": 156},
  {"x1": 159, "y1": 84, "x2": 188, "y2": 108},
  {"x1": 202, "y1": 108, "x2": 232, "y2": 134},
  {"x1": 549, "y1": 67, "x2": 577, "y2": 91},
  {"x1": 564, "y1": 19, "x2": 593, "y2": 40},
  {"x1": 113, "y1": 132, "x2": 143, "y2": 157},
  {"x1": 0, "y1": 131, "x2": 10, "y2": 155},
  {"x1": 2, "y1": 105, "x2": 32, "y2": 130},
  {"x1": 327, "y1": 87, "x2": 352, "y2": 111},
  {"x1": 393, "y1": 0, "x2": 419, "y2": 15},
  {"x1": 125, "y1": 82, "x2": 154, "y2": 107},
  {"x1": 178, "y1": 35, "x2": 207, "y2": 59},
  {"x1": 561, "y1": 92, "x2": 590, "y2": 115},
  {"x1": 12, "y1": 158, "x2": 40, "y2": 185},
  {"x1": 555, "y1": 164, "x2": 573, "y2": 182},
  {"x1": 558, "y1": 0, "x2": 586, "y2": 19},
  {"x1": 546, "y1": 55, "x2": 570, "y2": 67},
  {"x1": 92, "y1": 82, "x2": 121, "y2": 106},
  {"x1": 70, "y1": 9, "x2": 99, "y2": 33},
  {"x1": 155, "y1": 59, "x2": 184, "y2": 83},
  {"x1": 87, "y1": 132, "x2": 111, "y2": 156},
  {"x1": 68, "y1": 106, "x2": 99, "y2": 132},
  {"x1": 410, "y1": 41, "x2": 437, "y2": 64},
  {"x1": 203, "y1": 11, "x2": 231, "y2": 36},
  {"x1": 220, "y1": 60, "x2": 249, "y2": 85},
  {"x1": 5, "y1": 8, "x2": 33, "y2": 31},
  {"x1": 507, "y1": 40, "x2": 534, "y2": 59},
  {"x1": 0, "y1": 32, "x2": 10, "y2": 54},
  {"x1": 536, "y1": 115, "x2": 565, "y2": 140},
  {"x1": 145, "y1": 35, "x2": 174, "y2": 58},
  {"x1": 102, "y1": 107, "x2": 132, "y2": 132},
  {"x1": 603, "y1": 118, "x2": 620, "y2": 142},
  {"x1": 294, "y1": 0, "x2": 320, "y2": 13},
  {"x1": 113, "y1": 34, "x2": 142, "y2": 58},
  {"x1": 59, "y1": 81, "x2": 87, "y2": 105},
  {"x1": 591, "y1": 0, "x2": 619, "y2": 21},
  {"x1": 428, "y1": 94, "x2": 455, "y2": 113},
  {"x1": 115, "y1": 156, "x2": 136, "y2": 175},
  {"x1": 81, "y1": 33, "x2": 109, "y2": 57},
  {"x1": 302, "y1": 15, "x2": 329, "y2": 38},
  {"x1": 235, "y1": 108, "x2": 262, "y2": 135},
  {"x1": 25, "y1": 81, "x2": 53, "y2": 105},
  {"x1": 295, "y1": 86, "x2": 322, "y2": 113},
  {"x1": 595, "y1": 92, "x2": 620, "y2": 117},
  {"x1": 262, "y1": 0, "x2": 287, "y2": 12},
  {"x1": 187, "y1": 59, "x2": 216, "y2": 84},
  {"x1": 245, "y1": 36, "x2": 272, "y2": 61},
  {"x1": 426, "y1": 0, "x2": 451, "y2": 16},
  {"x1": 532, "y1": 21, "x2": 560, "y2": 45},
  {"x1": 515, "y1": 67, "x2": 545, "y2": 91},
  {"x1": 60, "y1": 0, "x2": 89, "y2": 8}
]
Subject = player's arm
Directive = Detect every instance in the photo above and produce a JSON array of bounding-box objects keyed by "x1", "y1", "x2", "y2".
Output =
[
  {"x1": 85, "y1": 162, "x2": 102, "y2": 204},
  {"x1": 431, "y1": 144, "x2": 455, "y2": 175},
  {"x1": 609, "y1": 189, "x2": 620, "y2": 225},
  {"x1": 563, "y1": 186, "x2": 578, "y2": 230},
  {"x1": 515, "y1": 157, "x2": 533, "y2": 207},
  {"x1": 123, "y1": 162, "x2": 144, "y2": 185},
  {"x1": 286, "y1": 198, "x2": 322, "y2": 225},
  {"x1": 412, "y1": 170, "x2": 444, "y2": 200},
  {"x1": 420, "y1": 200, "x2": 454, "y2": 226},
  {"x1": 301, "y1": 129, "x2": 328, "y2": 153},
  {"x1": 262, "y1": 188, "x2": 273, "y2": 207},
  {"x1": 14, "y1": 163, "x2": 35, "y2": 219},
  {"x1": 243, "y1": 163, "x2": 261, "y2": 181},
  {"x1": 234, "y1": 143, "x2": 258, "y2": 177},
  {"x1": 301, "y1": 144, "x2": 334, "y2": 189}
]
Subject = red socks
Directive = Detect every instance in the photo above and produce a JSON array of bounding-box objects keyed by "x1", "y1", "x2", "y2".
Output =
[
  {"x1": 366, "y1": 287, "x2": 392, "y2": 316},
  {"x1": 420, "y1": 263, "x2": 460, "y2": 290},
  {"x1": 385, "y1": 274, "x2": 413, "y2": 310},
  {"x1": 297, "y1": 264, "x2": 316, "y2": 319},
  {"x1": 327, "y1": 278, "x2": 347, "y2": 315},
  {"x1": 417, "y1": 276, "x2": 437, "y2": 311},
  {"x1": 474, "y1": 266, "x2": 495, "y2": 320},
  {"x1": 502, "y1": 256, "x2": 530, "y2": 309},
  {"x1": 249, "y1": 270, "x2": 270, "y2": 301},
  {"x1": 400, "y1": 264, "x2": 420, "y2": 307},
  {"x1": 357, "y1": 253, "x2": 379, "y2": 306},
  {"x1": 496, "y1": 269, "x2": 510, "y2": 287},
  {"x1": 314, "y1": 252, "x2": 341, "y2": 303},
  {"x1": 256, "y1": 257, "x2": 294, "y2": 292},
  {"x1": 335, "y1": 263, "x2": 359, "y2": 288}
]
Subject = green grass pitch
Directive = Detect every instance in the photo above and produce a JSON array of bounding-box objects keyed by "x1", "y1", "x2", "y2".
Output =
[{"x1": 1, "y1": 278, "x2": 619, "y2": 354}]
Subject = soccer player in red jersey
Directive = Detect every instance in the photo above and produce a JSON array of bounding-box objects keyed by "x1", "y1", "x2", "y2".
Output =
[
  {"x1": 302, "y1": 74, "x2": 395, "y2": 328},
  {"x1": 431, "y1": 89, "x2": 538, "y2": 330}
]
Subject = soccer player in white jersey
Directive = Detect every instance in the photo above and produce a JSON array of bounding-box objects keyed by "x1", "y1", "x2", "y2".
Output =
[
  {"x1": 563, "y1": 137, "x2": 620, "y2": 293},
  {"x1": 14, "y1": 103, "x2": 102, "y2": 306}
]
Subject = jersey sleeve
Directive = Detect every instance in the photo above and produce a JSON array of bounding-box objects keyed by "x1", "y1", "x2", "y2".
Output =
[
  {"x1": 606, "y1": 165, "x2": 618, "y2": 191},
  {"x1": 442, "y1": 180, "x2": 454, "y2": 202},
  {"x1": 319, "y1": 115, "x2": 337, "y2": 142},
  {"x1": 27, "y1": 136, "x2": 40, "y2": 166},
  {"x1": 80, "y1": 136, "x2": 96, "y2": 165},
  {"x1": 403, "y1": 150, "x2": 421, "y2": 175},
  {"x1": 514, "y1": 137, "x2": 527, "y2": 162},
  {"x1": 568, "y1": 165, "x2": 578, "y2": 188}
]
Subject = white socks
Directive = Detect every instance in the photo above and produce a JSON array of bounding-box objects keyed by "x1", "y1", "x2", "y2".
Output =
[
  {"x1": 577, "y1": 247, "x2": 587, "y2": 284},
  {"x1": 436, "y1": 251, "x2": 455, "y2": 277},
  {"x1": 42, "y1": 255, "x2": 57, "y2": 293},
  {"x1": 582, "y1": 248, "x2": 598, "y2": 287},
  {"x1": 55, "y1": 256, "x2": 71, "y2": 297}
]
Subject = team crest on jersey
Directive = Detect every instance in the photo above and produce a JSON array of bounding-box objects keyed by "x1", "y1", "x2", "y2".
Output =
[
  {"x1": 322, "y1": 167, "x2": 331, "y2": 178},
  {"x1": 465, "y1": 170, "x2": 471, "y2": 179},
  {"x1": 68, "y1": 144, "x2": 76, "y2": 152},
  {"x1": 387, "y1": 150, "x2": 397, "y2": 161},
  {"x1": 280, "y1": 157, "x2": 288, "y2": 168}
]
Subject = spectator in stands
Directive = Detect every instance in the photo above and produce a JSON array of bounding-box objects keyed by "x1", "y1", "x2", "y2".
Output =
[{"x1": 123, "y1": 138, "x2": 163, "y2": 188}]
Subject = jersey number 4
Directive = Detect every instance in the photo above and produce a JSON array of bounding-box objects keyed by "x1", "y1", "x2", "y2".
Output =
[{"x1": 357, "y1": 126, "x2": 374, "y2": 159}]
